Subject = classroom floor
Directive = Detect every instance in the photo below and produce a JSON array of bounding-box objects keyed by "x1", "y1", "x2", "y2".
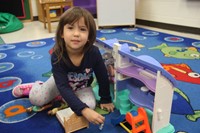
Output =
[{"x1": 0, "y1": 20, "x2": 199, "y2": 44}]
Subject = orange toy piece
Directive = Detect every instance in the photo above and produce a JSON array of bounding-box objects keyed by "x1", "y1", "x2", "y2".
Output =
[{"x1": 126, "y1": 107, "x2": 151, "y2": 133}]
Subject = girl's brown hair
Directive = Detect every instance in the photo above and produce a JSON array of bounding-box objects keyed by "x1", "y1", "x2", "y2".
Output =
[{"x1": 53, "y1": 6, "x2": 96, "y2": 64}]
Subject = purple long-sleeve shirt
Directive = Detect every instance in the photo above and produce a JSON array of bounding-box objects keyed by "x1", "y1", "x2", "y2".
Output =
[{"x1": 51, "y1": 45, "x2": 111, "y2": 115}]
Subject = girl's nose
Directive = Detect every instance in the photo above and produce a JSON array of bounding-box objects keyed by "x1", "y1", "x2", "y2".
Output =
[{"x1": 73, "y1": 29, "x2": 80, "y2": 36}]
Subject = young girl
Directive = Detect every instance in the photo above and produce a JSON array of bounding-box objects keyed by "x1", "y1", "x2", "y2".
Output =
[{"x1": 12, "y1": 7, "x2": 114, "y2": 125}]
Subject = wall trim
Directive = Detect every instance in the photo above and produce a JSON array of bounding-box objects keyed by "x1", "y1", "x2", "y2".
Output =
[{"x1": 136, "y1": 19, "x2": 200, "y2": 35}]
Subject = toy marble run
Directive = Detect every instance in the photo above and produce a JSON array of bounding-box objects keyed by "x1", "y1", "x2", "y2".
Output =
[{"x1": 95, "y1": 38, "x2": 177, "y2": 133}]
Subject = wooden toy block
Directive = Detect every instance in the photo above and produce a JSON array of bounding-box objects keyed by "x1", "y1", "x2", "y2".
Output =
[
  {"x1": 56, "y1": 108, "x2": 89, "y2": 133},
  {"x1": 64, "y1": 113, "x2": 89, "y2": 133}
]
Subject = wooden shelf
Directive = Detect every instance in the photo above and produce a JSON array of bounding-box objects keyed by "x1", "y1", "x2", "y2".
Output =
[
  {"x1": 36, "y1": 0, "x2": 65, "y2": 22},
  {"x1": 36, "y1": 0, "x2": 73, "y2": 33}
]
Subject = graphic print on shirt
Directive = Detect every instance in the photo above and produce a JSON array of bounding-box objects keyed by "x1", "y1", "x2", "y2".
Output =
[{"x1": 68, "y1": 68, "x2": 93, "y2": 91}]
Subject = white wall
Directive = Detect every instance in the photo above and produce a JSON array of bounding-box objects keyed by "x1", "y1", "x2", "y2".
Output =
[
  {"x1": 136, "y1": 0, "x2": 200, "y2": 28},
  {"x1": 31, "y1": 0, "x2": 37, "y2": 16}
]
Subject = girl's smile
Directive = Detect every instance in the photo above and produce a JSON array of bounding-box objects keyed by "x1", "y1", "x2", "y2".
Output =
[{"x1": 71, "y1": 39, "x2": 81, "y2": 44}]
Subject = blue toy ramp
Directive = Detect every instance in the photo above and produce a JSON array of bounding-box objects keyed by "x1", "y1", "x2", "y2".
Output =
[{"x1": 128, "y1": 85, "x2": 154, "y2": 111}]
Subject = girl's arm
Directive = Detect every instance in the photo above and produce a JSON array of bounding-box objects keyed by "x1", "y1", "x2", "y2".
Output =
[{"x1": 93, "y1": 47, "x2": 112, "y2": 104}]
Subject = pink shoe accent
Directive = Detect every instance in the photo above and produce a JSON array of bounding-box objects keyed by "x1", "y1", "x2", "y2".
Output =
[{"x1": 12, "y1": 81, "x2": 43, "y2": 98}]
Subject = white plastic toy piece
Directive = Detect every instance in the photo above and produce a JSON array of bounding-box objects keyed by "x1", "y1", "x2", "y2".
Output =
[
  {"x1": 140, "y1": 86, "x2": 149, "y2": 92},
  {"x1": 99, "y1": 123, "x2": 104, "y2": 130}
]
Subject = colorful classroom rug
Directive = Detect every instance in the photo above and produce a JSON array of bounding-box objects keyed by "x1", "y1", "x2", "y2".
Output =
[{"x1": 0, "y1": 27, "x2": 200, "y2": 133}]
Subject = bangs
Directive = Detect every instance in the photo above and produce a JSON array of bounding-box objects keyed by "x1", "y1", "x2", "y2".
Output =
[{"x1": 61, "y1": 7, "x2": 89, "y2": 28}]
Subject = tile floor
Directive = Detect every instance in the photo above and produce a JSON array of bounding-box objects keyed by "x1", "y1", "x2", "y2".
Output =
[{"x1": 0, "y1": 21, "x2": 199, "y2": 44}]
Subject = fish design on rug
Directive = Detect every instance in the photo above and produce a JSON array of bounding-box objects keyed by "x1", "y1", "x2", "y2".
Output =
[
  {"x1": 161, "y1": 63, "x2": 200, "y2": 84},
  {"x1": 149, "y1": 43, "x2": 200, "y2": 59},
  {"x1": 173, "y1": 88, "x2": 200, "y2": 122}
]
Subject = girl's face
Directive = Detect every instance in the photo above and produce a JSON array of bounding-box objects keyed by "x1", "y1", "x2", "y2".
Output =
[{"x1": 62, "y1": 17, "x2": 89, "y2": 53}]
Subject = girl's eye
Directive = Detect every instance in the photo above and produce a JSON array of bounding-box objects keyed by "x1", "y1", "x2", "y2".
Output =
[
  {"x1": 80, "y1": 28, "x2": 87, "y2": 31},
  {"x1": 67, "y1": 26, "x2": 73, "y2": 29}
]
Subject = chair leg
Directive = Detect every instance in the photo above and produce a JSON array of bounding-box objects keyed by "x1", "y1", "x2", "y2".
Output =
[
  {"x1": 45, "y1": 4, "x2": 52, "y2": 33},
  {"x1": 41, "y1": 5, "x2": 46, "y2": 29}
]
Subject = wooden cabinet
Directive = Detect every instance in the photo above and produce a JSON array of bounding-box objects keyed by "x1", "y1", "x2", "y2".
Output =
[
  {"x1": 36, "y1": 0, "x2": 68, "y2": 22},
  {"x1": 36, "y1": 0, "x2": 73, "y2": 33},
  {"x1": 36, "y1": 0, "x2": 45, "y2": 22}
]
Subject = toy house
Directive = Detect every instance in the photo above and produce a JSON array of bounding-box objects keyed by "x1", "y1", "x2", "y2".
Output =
[{"x1": 95, "y1": 38, "x2": 176, "y2": 133}]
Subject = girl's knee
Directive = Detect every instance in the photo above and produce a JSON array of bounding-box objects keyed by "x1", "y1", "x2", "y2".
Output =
[
  {"x1": 76, "y1": 87, "x2": 96, "y2": 109},
  {"x1": 29, "y1": 82, "x2": 53, "y2": 106},
  {"x1": 29, "y1": 77, "x2": 60, "y2": 106}
]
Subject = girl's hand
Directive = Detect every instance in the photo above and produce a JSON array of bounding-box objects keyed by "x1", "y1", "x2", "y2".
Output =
[
  {"x1": 81, "y1": 107, "x2": 105, "y2": 125},
  {"x1": 100, "y1": 103, "x2": 114, "y2": 112}
]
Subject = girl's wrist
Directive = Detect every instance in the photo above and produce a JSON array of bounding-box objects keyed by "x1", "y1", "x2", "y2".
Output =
[{"x1": 81, "y1": 107, "x2": 89, "y2": 115}]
